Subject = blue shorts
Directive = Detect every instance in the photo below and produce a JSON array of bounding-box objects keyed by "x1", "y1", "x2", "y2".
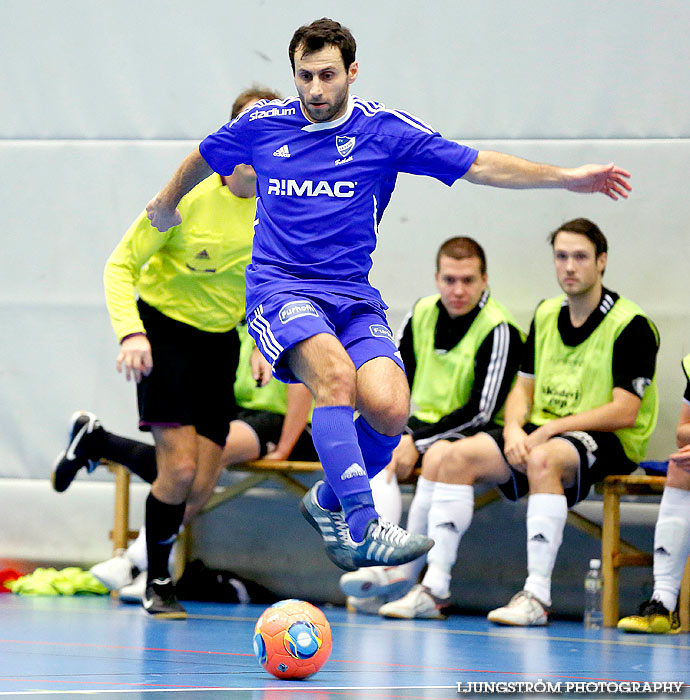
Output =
[{"x1": 247, "y1": 290, "x2": 404, "y2": 383}]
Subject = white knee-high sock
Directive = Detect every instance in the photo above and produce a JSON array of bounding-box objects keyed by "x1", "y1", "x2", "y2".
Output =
[
  {"x1": 524, "y1": 493, "x2": 567, "y2": 607},
  {"x1": 423, "y1": 482, "x2": 474, "y2": 598},
  {"x1": 652, "y1": 486, "x2": 690, "y2": 611},
  {"x1": 370, "y1": 470, "x2": 403, "y2": 525},
  {"x1": 396, "y1": 476, "x2": 437, "y2": 584},
  {"x1": 126, "y1": 525, "x2": 148, "y2": 571}
]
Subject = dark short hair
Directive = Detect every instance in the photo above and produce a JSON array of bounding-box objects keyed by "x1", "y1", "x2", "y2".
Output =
[
  {"x1": 436, "y1": 237, "x2": 487, "y2": 275},
  {"x1": 548, "y1": 218, "x2": 608, "y2": 256},
  {"x1": 289, "y1": 18, "x2": 357, "y2": 72},
  {"x1": 231, "y1": 85, "x2": 282, "y2": 120}
]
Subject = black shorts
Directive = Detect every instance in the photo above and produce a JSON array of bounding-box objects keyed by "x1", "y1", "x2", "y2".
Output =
[
  {"x1": 234, "y1": 408, "x2": 317, "y2": 461},
  {"x1": 407, "y1": 415, "x2": 499, "y2": 463},
  {"x1": 487, "y1": 423, "x2": 637, "y2": 507},
  {"x1": 136, "y1": 299, "x2": 239, "y2": 447}
]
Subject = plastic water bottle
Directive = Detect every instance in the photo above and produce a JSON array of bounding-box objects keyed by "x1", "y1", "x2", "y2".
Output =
[{"x1": 584, "y1": 558, "x2": 603, "y2": 629}]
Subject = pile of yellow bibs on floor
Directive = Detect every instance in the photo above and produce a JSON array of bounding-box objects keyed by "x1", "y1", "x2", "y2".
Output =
[{"x1": 8, "y1": 567, "x2": 108, "y2": 596}]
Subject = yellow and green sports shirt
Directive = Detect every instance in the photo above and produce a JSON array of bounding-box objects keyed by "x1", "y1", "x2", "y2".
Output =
[{"x1": 104, "y1": 174, "x2": 255, "y2": 340}]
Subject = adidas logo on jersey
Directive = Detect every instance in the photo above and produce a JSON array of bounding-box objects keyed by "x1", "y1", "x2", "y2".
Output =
[
  {"x1": 272, "y1": 145, "x2": 291, "y2": 158},
  {"x1": 341, "y1": 463, "x2": 366, "y2": 480}
]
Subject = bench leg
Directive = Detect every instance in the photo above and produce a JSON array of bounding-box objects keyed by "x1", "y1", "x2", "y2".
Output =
[
  {"x1": 602, "y1": 485, "x2": 620, "y2": 627},
  {"x1": 111, "y1": 464, "x2": 131, "y2": 554}
]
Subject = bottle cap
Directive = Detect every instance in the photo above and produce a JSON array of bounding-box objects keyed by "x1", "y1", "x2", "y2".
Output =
[{"x1": 589, "y1": 558, "x2": 601, "y2": 568}]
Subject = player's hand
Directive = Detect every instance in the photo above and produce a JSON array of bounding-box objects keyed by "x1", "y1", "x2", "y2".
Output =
[
  {"x1": 524, "y1": 423, "x2": 556, "y2": 452},
  {"x1": 145, "y1": 195, "x2": 182, "y2": 232},
  {"x1": 264, "y1": 449, "x2": 289, "y2": 461},
  {"x1": 669, "y1": 445, "x2": 690, "y2": 472},
  {"x1": 251, "y1": 346, "x2": 273, "y2": 386},
  {"x1": 116, "y1": 335, "x2": 153, "y2": 383},
  {"x1": 565, "y1": 163, "x2": 632, "y2": 200},
  {"x1": 384, "y1": 435, "x2": 419, "y2": 482},
  {"x1": 503, "y1": 425, "x2": 530, "y2": 467}
]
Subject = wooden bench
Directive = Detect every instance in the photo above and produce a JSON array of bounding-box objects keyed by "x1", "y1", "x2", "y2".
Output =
[
  {"x1": 105, "y1": 460, "x2": 689, "y2": 630},
  {"x1": 104, "y1": 458, "x2": 498, "y2": 554}
]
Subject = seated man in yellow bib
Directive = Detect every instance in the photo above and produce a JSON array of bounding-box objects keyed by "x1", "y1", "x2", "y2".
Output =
[
  {"x1": 341, "y1": 236, "x2": 523, "y2": 614},
  {"x1": 378, "y1": 218, "x2": 659, "y2": 622}
]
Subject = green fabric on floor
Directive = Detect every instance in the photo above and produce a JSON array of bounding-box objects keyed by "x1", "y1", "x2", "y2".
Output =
[{"x1": 9, "y1": 567, "x2": 108, "y2": 596}]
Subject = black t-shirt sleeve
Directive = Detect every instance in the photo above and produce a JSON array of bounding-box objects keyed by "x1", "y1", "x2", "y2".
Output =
[
  {"x1": 612, "y1": 315, "x2": 659, "y2": 397},
  {"x1": 684, "y1": 380, "x2": 690, "y2": 404},
  {"x1": 518, "y1": 318, "x2": 536, "y2": 376},
  {"x1": 397, "y1": 313, "x2": 415, "y2": 390}
]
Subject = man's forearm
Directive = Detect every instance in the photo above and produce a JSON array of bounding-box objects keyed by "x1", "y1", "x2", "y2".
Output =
[
  {"x1": 464, "y1": 151, "x2": 566, "y2": 189},
  {"x1": 503, "y1": 382, "x2": 533, "y2": 429},
  {"x1": 157, "y1": 148, "x2": 212, "y2": 208},
  {"x1": 542, "y1": 399, "x2": 639, "y2": 437}
]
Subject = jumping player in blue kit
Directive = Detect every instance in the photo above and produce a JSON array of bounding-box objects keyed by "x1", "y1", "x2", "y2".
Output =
[{"x1": 145, "y1": 19, "x2": 632, "y2": 573}]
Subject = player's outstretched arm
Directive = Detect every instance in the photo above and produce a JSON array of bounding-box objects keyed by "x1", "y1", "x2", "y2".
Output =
[
  {"x1": 145, "y1": 148, "x2": 213, "y2": 232},
  {"x1": 463, "y1": 151, "x2": 631, "y2": 201}
]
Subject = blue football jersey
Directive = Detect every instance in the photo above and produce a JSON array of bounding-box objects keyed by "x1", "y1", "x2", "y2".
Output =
[{"x1": 199, "y1": 95, "x2": 478, "y2": 312}]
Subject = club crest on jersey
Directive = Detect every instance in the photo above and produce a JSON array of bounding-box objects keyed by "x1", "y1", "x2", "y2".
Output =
[
  {"x1": 369, "y1": 324, "x2": 394, "y2": 342},
  {"x1": 279, "y1": 300, "x2": 319, "y2": 324},
  {"x1": 336, "y1": 136, "x2": 356, "y2": 158}
]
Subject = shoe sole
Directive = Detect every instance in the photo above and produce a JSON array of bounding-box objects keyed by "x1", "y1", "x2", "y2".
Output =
[
  {"x1": 340, "y1": 575, "x2": 411, "y2": 600},
  {"x1": 299, "y1": 500, "x2": 357, "y2": 572},
  {"x1": 346, "y1": 598, "x2": 384, "y2": 615},
  {"x1": 142, "y1": 607, "x2": 187, "y2": 620},
  {"x1": 380, "y1": 608, "x2": 446, "y2": 620},
  {"x1": 618, "y1": 620, "x2": 678, "y2": 634},
  {"x1": 487, "y1": 614, "x2": 548, "y2": 626}
]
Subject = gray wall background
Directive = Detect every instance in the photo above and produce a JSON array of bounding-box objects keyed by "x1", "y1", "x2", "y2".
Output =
[{"x1": 1, "y1": 1, "x2": 688, "y2": 610}]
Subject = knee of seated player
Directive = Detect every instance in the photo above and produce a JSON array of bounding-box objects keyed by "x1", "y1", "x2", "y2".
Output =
[
  {"x1": 436, "y1": 433, "x2": 510, "y2": 485},
  {"x1": 525, "y1": 444, "x2": 570, "y2": 488},
  {"x1": 435, "y1": 436, "x2": 485, "y2": 484},
  {"x1": 420, "y1": 440, "x2": 454, "y2": 481}
]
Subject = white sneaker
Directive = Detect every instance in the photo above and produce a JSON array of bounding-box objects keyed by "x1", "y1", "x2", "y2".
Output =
[
  {"x1": 378, "y1": 584, "x2": 450, "y2": 620},
  {"x1": 487, "y1": 590, "x2": 549, "y2": 626},
  {"x1": 119, "y1": 571, "x2": 147, "y2": 604},
  {"x1": 346, "y1": 595, "x2": 387, "y2": 615},
  {"x1": 90, "y1": 553, "x2": 134, "y2": 591},
  {"x1": 340, "y1": 566, "x2": 412, "y2": 600}
]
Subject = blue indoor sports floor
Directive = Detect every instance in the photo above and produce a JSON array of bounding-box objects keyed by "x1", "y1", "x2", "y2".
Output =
[{"x1": 0, "y1": 595, "x2": 688, "y2": 698}]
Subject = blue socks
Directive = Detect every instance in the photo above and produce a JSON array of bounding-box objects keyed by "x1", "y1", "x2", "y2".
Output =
[
  {"x1": 311, "y1": 407, "x2": 404, "y2": 542},
  {"x1": 311, "y1": 406, "x2": 377, "y2": 542},
  {"x1": 355, "y1": 415, "x2": 401, "y2": 479}
]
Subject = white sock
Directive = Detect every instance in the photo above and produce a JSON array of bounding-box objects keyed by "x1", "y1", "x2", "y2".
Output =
[
  {"x1": 126, "y1": 525, "x2": 148, "y2": 571},
  {"x1": 524, "y1": 493, "x2": 567, "y2": 607},
  {"x1": 396, "y1": 476, "x2": 437, "y2": 583},
  {"x1": 652, "y1": 486, "x2": 690, "y2": 611},
  {"x1": 370, "y1": 470, "x2": 403, "y2": 524},
  {"x1": 423, "y1": 482, "x2": 474, "y2": 598}
]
